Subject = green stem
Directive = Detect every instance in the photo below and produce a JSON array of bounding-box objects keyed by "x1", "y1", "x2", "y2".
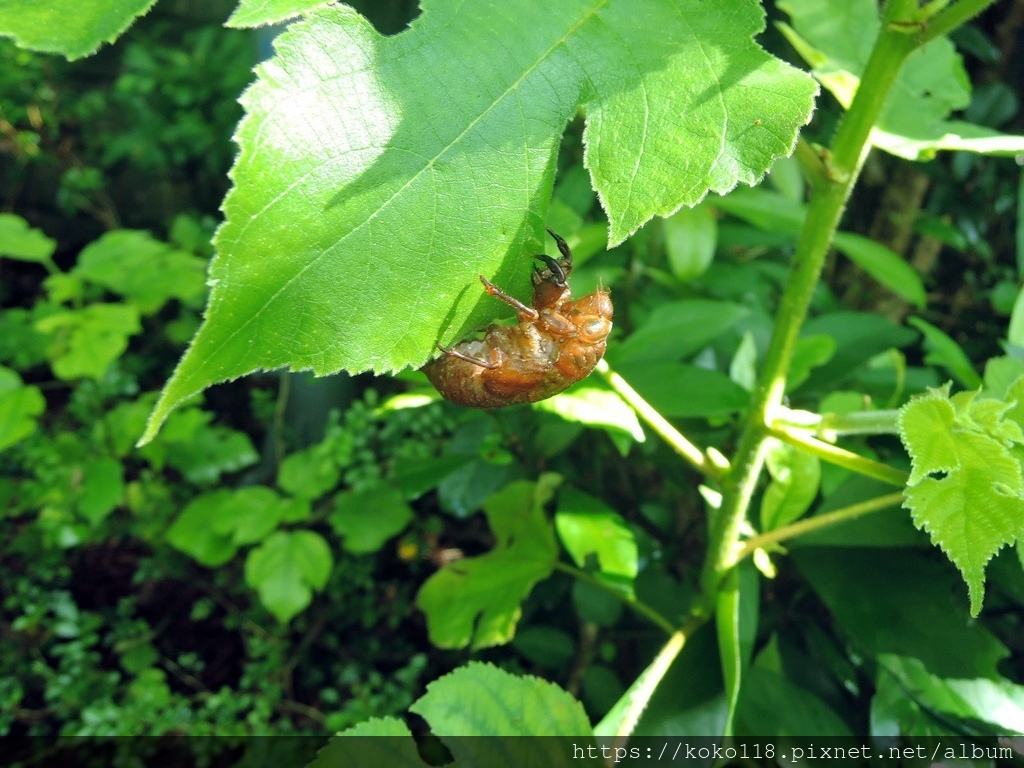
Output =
[
  {"x1": 596, "y1": 359, "x2": 726, "y2": 482},
  {"x1": 770, "y1": 405, "x2": 901, "y2": 437},
  {"x1": 612, "y1": 613, "x2": 705, "y2": 744},
  {"x1": 919, "y1": 0, "x2": 1000, "y2": 44},
  {"x1": 767, "y1": 424, "x2": 908, "y2": 487},
  {"x1": 699, "y1": 17, "x2": 919, "y2": 596},
  {"x1": 555, "y1": 562, "x2": 676, "y2": 635},
  {"x1": 735, "y1": 492, "x2": 905, "y2": 561},
  {"x1": 816, "y1": 408, "x2": 900, "y2": 436}
]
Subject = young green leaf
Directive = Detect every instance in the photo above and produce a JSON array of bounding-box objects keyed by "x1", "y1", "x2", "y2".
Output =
[
  {"x1": 140, "y1": 0, "x2": 817, "y2": 442},
  {"x1": 416, "y1": 475, "x2": 560, "y2": 649},
  {"x1": 899, "y1": 385, "x2": 1024, "y2": 616}
]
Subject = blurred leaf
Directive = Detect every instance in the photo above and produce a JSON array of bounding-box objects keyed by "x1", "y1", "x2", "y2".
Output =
[
  {"x1": 729, "y1": 331, "x2": 758, "y2": 392},
  {"x1": 329, "y1": 484, "x2": 412, "y2": 554},
  {"x1": 166, "y1": 490, "x2": 240, "y2": 567},
  {"x1": 74, "y1": 230, "x2": 207, "y2": 314},
  {"x1": 393, "y1": 454, "x2": 472, "y2": 500},
  {"x1": 139, "y1": 408, "x2": 259, "y2": 485},
  {"x1": 795, "y1": 547, "x2": 1008, "y2": 679},
  {"x1": 77, "y1": 457, "x2": 124, "y2": 526},
  {"x1": 0, "y1": 308, "x2": 51, "y2": 370},
  {"x1": 0, "y1": 367, "x2": 45, "y2": 451},
  {"x1": 35, "y1": 303, "x2": 141, "y2": 381},
  {"x1": 214, "y1": 486, "x2": 301, "y2": 546},
  {"x1": 513, "y1": 627, "x2": 576, "y2": 670},
  {"x1": 615, "y1": 362, "x2": 751, "y2": 418},
  {"x1": 555, "y1": 487, "x2": 637, "y2": 584},
  {"x1": 798, "y1": 312, "x2": 917, "y2": 392},
  {"x1": 0, "y1": 213, "x2": 56, "y2": 264},
  {"x1": 277, "y1": 441, "x2": 341, "y2": 500},
  {"x1": 712, "y1": 188, "x2": 805, "y2": 234},
  {"x1": 907, "y1": 317, "x2": 982, "y2": 389},
  {"x1": 0, "y1": 0, "x2": 159, "y2": 59},
  {"x1": 571, "y1": 579, "x2": 623, "y2": 627},
  {"x1": 416, "y1": 475, "x2": 559, "y2": 649},
  {"x1": 832, "y1": 232, "x2": 926, "y2": 307},
  {"x1": 614, "y1": 300, "x2": 749, "y2": 365},
  {"x1": 245, "y1": 530, "x2": 333, "y2": 623},
  {"x1": 167, "y1": 487, "x2": 299, "y2": 567},
  {"x1": 664, "y1": 203, "x2": 717, "y2": 281},
  {"x1": 141, "y1": 0, "x2": 817, "y2": 441},
  {"x1": 760, "y1": 438, "x2": 821, "y2": 531},
  {"x1": 787, "y1": 334, "x2": 836, "y2": 391},
  {"x1": 535, "y1": 384, "x2": 644, "y2": 454},
  {"x1": 736, "y1": 666, "x2": 852, "y2": 736},
  {"x1": 1007, "y1": 282, "x2": 1024, "y2": 347},
  {"x1": 767, "y1": 155, "x2": 804, "y2": 202},
  {"x1": 779, "y1": 0, "x2": 1024, "y2": 160},
  {"x1": 437, "y1": 458, "x2": 517, "y2": 519},
  {"x1": 878, "y1": 654, "x2": 1024, "y2": 735}
]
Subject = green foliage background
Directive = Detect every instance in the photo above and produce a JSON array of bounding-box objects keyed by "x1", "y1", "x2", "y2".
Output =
[{"x1": 3, "y1": 0, "x2": 1024, "y2": 753}]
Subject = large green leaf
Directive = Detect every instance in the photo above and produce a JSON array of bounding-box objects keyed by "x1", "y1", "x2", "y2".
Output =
[
  {"x1": 411, "y1": 662, "x2": 592, "y2": 736},
  {"x1": 311, "y1": 664, "x2": 596, "y2": 767},
  {"x1": 779, "y1": 0, "x2": 1024, "y2": 160},
  {"x1": 0, "y1": 0, "x2": 158, "y2": 59},
  {"x1": 416, "y1": 475, "x2": 559, "y2": 649},
  {"x1": 140, "y1": 0, "x2": 817, "y2": 442}
]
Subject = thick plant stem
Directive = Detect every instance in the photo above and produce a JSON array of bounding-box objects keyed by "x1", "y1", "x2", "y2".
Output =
[{"x1": 698, "y1": 17, "x2": 919, "y2": 598}]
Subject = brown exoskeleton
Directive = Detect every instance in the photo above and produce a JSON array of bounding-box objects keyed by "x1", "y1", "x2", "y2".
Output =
[{"x1": 423, "y1": 229, "x2": 613, "y2": 408}]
